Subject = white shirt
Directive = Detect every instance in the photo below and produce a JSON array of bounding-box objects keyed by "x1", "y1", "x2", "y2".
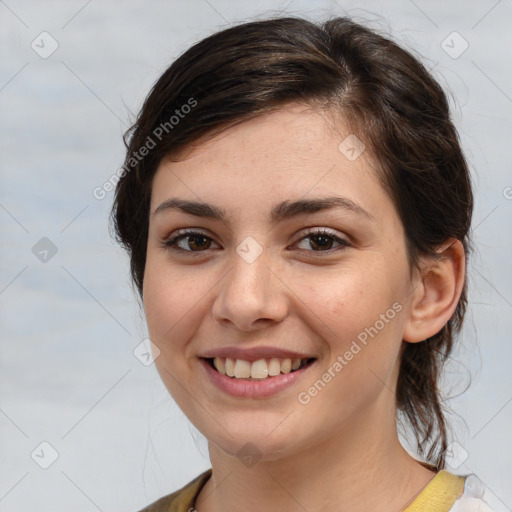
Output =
[{"x1": 448, "y1": 475, "x2": 494, "y2": 512}]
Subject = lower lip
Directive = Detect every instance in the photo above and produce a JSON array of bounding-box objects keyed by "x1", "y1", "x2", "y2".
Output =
[{"x1": 200, "y1": 358, "x2": 315, "y2": 398}]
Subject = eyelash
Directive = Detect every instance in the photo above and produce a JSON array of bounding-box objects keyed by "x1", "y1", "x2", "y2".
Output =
[{"x1": 162, "y1": 227, "x2": 351, "y2": 256}]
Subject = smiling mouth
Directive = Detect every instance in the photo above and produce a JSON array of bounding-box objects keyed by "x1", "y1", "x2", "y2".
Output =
[{"x1": 204, "y1": 357, "x2": 316, "y2": 380}]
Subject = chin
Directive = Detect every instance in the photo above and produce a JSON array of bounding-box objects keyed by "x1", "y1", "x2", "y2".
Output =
[{"x1": 204, "y1": 418, "x2": 312, "y2": 464}]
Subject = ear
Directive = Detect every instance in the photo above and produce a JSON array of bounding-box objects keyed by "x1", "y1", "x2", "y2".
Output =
[{"x1": 402, "y1": 239, "x2": 466, "y2": 343}]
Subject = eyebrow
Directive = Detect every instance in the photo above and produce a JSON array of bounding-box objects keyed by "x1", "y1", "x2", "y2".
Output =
[{"x1": 153, "y1": 196, "x2": 374, "y2": 223}]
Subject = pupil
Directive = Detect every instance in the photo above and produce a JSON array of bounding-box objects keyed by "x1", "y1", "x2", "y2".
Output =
[
  {"x1": 312, "y1": 235, "x2": 331, "y2": 250},
  {"x1": 190, "y1": 235, "x2": 208, "y2": 250}
]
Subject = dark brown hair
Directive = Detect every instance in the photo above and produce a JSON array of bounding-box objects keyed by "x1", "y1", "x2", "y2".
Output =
[{"x1": 111, "y1": 16, "x2": 473, "y2": 470}]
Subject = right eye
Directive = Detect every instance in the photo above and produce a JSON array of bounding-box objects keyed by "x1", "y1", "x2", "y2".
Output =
[{"x1": 163, "y1": 229, "x2": 219, "y2": 254}]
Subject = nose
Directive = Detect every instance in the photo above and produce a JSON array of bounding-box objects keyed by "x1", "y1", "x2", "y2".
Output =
[{"x1": 210, "y1": 247, "x2": 289, "y2": 333}]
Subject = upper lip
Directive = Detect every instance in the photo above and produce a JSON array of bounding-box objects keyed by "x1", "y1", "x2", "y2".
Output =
[{"x1": 200, "y1": 345, "x2": 316, "y2": 362}]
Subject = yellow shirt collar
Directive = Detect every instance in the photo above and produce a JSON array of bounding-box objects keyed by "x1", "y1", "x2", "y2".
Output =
[{"x1": 404, "y1": 469, "x2": 466, "y2": 512}]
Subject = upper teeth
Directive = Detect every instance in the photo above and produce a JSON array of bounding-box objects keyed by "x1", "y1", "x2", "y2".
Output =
[{"x1": 213, "y1": 357, "x2": 306, "y2": 379}]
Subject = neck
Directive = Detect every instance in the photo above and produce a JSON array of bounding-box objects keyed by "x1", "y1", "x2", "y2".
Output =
[{"x1": 195, "y1": 412, "x2": 435, "y2": 512}]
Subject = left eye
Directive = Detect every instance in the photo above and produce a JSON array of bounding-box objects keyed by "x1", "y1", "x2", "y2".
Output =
[
  {"x1": 293, "y1": 228, "x2": 350, "y2": 253},
  {"x1": 163, "y1": 228, "x2": 350, "y2": 254}
]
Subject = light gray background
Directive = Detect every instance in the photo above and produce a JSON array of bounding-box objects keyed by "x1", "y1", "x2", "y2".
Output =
[{"x1": 1, "y1": 1, "x2": 510, "y2": 510}]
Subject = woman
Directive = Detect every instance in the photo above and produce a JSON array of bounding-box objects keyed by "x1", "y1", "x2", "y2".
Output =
[{"x1": 112, "y1": 16, "x2": 493, "y2": 512}]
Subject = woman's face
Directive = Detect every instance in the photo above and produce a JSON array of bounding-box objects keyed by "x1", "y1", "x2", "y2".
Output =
[{"x1": 143, "y1": 103, "x2": 417, "y2": 461}]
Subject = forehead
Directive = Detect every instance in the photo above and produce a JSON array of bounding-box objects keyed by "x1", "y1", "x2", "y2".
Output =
[
  {"x1": 168, "y1": 103, "x2": 361, "y2": 168},
  {"x1": 150, "y1": 103, "x2": 393, "y2": 224}
]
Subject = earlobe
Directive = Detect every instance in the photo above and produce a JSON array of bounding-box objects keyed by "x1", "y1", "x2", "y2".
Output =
[{"x1": 402, "y1": 239, "x2": 466, "y2": 344}]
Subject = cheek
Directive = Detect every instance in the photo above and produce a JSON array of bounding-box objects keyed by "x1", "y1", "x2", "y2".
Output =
[
  {"x1": 294, "y1": 260, "x2": 401, "y2": 333},
  {"x1": 143, "y1": 261, "x2": 202, "y2": 405},
  {"x1": 143, "y1": 255, "x2": 218, "y2": 365},
  {"x1": 143, "y1": 256, "x2": 191, "y2": 350},
  {"x1": 297, "y1": 273, "x2": 405, "y2": 423},
  {"x1": 293, "y1": 259, "x2": 407, "y2": 381}
]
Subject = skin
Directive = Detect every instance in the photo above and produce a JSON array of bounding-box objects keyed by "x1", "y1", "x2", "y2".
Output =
[{"x1": 143, "y1": 102, "x2": 465, "y2": 512}]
